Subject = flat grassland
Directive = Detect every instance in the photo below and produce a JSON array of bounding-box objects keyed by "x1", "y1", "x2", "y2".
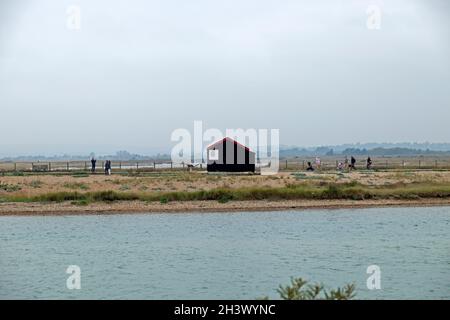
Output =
[{"x1": 1, "y1": 170, "x2": 450, "y2": 215}]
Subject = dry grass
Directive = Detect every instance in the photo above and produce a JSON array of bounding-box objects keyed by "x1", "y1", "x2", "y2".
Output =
[
  {"x1": 1, "y1": 170, "x2": 450, "y2": 206},
  {"x1": 0, "y1": 170, "x2": 448, "y2": 195}
]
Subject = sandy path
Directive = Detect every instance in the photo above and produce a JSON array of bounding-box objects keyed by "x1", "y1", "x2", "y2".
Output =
[{"x1": 1, "y1": 198, "x2": 450, "y2": 216}]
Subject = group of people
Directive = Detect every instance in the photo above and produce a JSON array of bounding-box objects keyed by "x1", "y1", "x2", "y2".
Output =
[
  {"x1": 306, "y1": 157, "x2": 322, "y2": 171},
  {"x1": 306, "y1": 156, "x2": 373, "y2": 172},
  {"x1": 90, "y1": 158, "x2": 112, "y2": 175}
]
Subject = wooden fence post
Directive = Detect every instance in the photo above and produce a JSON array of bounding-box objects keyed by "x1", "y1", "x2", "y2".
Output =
[
  {"x1": 49, "y1": 162, "x2": 51, "y2": 171},
  {"x1": 14, "y1": 163, "x2": 17, "y2": 171},
  {"x1": 285, "y1": 160, "x2": 288, "y2": 170}
]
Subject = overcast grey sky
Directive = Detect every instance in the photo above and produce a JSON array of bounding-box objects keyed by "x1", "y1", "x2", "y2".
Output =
[{"x1": 0, "y1": 0, "x2": 449, "y2": 155}]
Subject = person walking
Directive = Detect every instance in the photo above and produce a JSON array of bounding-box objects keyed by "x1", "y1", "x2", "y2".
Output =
[
  {"x1": 306, "y1": 161, "x2": 315, "y2": 171},
  {"x1": 350, "y1": 156, "x2": 357, "y2": 170},
  {"x1": 105, "y1": 160, "x2": 111, "y2": 175},
  {"x1": 366, "y1": 157, "x2": 373, "y2": 170},
  {"x1": 91, "y1": 157, "x2": 97, "y2": 173},
  {"x1": 315, "y1": 157, "x2": 321, "y2": 170}
]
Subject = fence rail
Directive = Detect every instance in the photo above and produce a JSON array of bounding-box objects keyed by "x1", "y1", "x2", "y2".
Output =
[
  {"x1": 280, "y1": 157, "x2": 450, "y2": 171},
  {"x1": 1, "y1": 157, "x2": 450, "y2": 173},
  {"x1": 0, "y1": 160, "x2": 197, "y2": 172}
]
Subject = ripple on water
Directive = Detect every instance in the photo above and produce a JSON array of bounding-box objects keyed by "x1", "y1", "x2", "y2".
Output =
[{"x1": 0, "y1": 206, "x2": 449, "y2": 299}]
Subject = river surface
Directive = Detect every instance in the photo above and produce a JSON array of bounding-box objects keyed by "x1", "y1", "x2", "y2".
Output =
[{"x1": 0, "y1": 206, "x2": 449, "y2": 299}]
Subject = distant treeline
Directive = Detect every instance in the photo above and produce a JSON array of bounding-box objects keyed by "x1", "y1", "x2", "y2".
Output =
[
  {"x1": 280, "y1": 147, "x2": 450, "y2": 157},
  {"x1": 340, "y1": 147, "x2": 450, "y2": 156},
  {"x1": 0, "y1": 150, "x2": 171, "y2": 162},
  {"x1": 2, "y1": 143, "x2": 450, "y2": 161}
]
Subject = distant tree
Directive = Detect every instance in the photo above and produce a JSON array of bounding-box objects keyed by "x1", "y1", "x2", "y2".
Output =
[{"x1": 315, "y1": 147, "x2": 333, "y2": 156}]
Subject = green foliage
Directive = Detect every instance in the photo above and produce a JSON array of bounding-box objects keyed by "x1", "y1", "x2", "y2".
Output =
[
  {"x1": 2, "y1": 180, "x2": 450, "y2": 204},
  {"x1": 34, "y1": 191, "x2": 86, "y2": 202},
  {"x1": 323, "y1": 184, "x2": 342, "y2": 198},
  {"x1": 90, "y1": 190, "x2": 139, "y2": 202},
  {"x1": 71, "y1": 172, "x2": 89, "y2": 178},
  {"x1": 217, "y1": 193, "x2": 233, "y2": 203},
  {"x1": 276, "y1": 277, "x2": 356, "y2": 300},
  {"x1": 70, "y1": 199, "x2": 90, "y2": 206},
  {"x1": 0, "y1": 182, "x2": 22, "y2": 192},
  {"x1": 160, "y1": 197, "x2": 169, "y2": 204},
  {"x1": 63, "y1": 182, "x2": 89, "y2": 190},
  {"x1": 291, "y1": 173, "x2": 307, "y2": 179}
]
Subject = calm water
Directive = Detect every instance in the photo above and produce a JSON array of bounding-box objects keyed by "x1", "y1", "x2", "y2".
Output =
[{"x1": 0, "y1": 207, "x2": 449, "y2": 299}]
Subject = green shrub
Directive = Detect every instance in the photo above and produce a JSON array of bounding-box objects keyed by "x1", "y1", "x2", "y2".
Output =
[
  {"x1": 323, "y1": 184, "x2": 342, "y2": 198},
  {"x1": 91, "y1": 190, "x2": 134, "y2": 202},
  {"x1": 72, "y1": 172, "x2": 89, "y2": 178},
  {"x1": 63, "y1": 182, "x2": 89, "y2": 190},
  {"x1": 71, "y1": 200, "x2": 90, "y2": 206},
  {"x1": 34, "y1": 192, "x2": 86, "y2": 202},
  {"x1": 217, "y1": 193, "x2": 233, "y2": 203},
  {"x1": 160, "y1": 197, "x2": 169, "y2": 204},
  {"x1": 275, "y1": 277, "x2": 356, "y2": 300},
  {"x1": 0, "y1": 182, "x2": 22, "y2": 192}
]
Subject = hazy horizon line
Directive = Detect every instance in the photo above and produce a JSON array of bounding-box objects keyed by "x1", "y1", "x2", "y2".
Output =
[{"x1": 2, "y1": 141, "x2": 450, "y2": 158}]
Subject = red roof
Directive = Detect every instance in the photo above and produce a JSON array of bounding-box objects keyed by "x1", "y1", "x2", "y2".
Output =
[{"x1": 207, "y1": 137, "x2": 254, "y2": 152}]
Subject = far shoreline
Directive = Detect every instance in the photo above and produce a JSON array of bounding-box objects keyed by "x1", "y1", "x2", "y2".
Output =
[{"x1": 1, "y1": 198, "x2": 450, "y2": 216}]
